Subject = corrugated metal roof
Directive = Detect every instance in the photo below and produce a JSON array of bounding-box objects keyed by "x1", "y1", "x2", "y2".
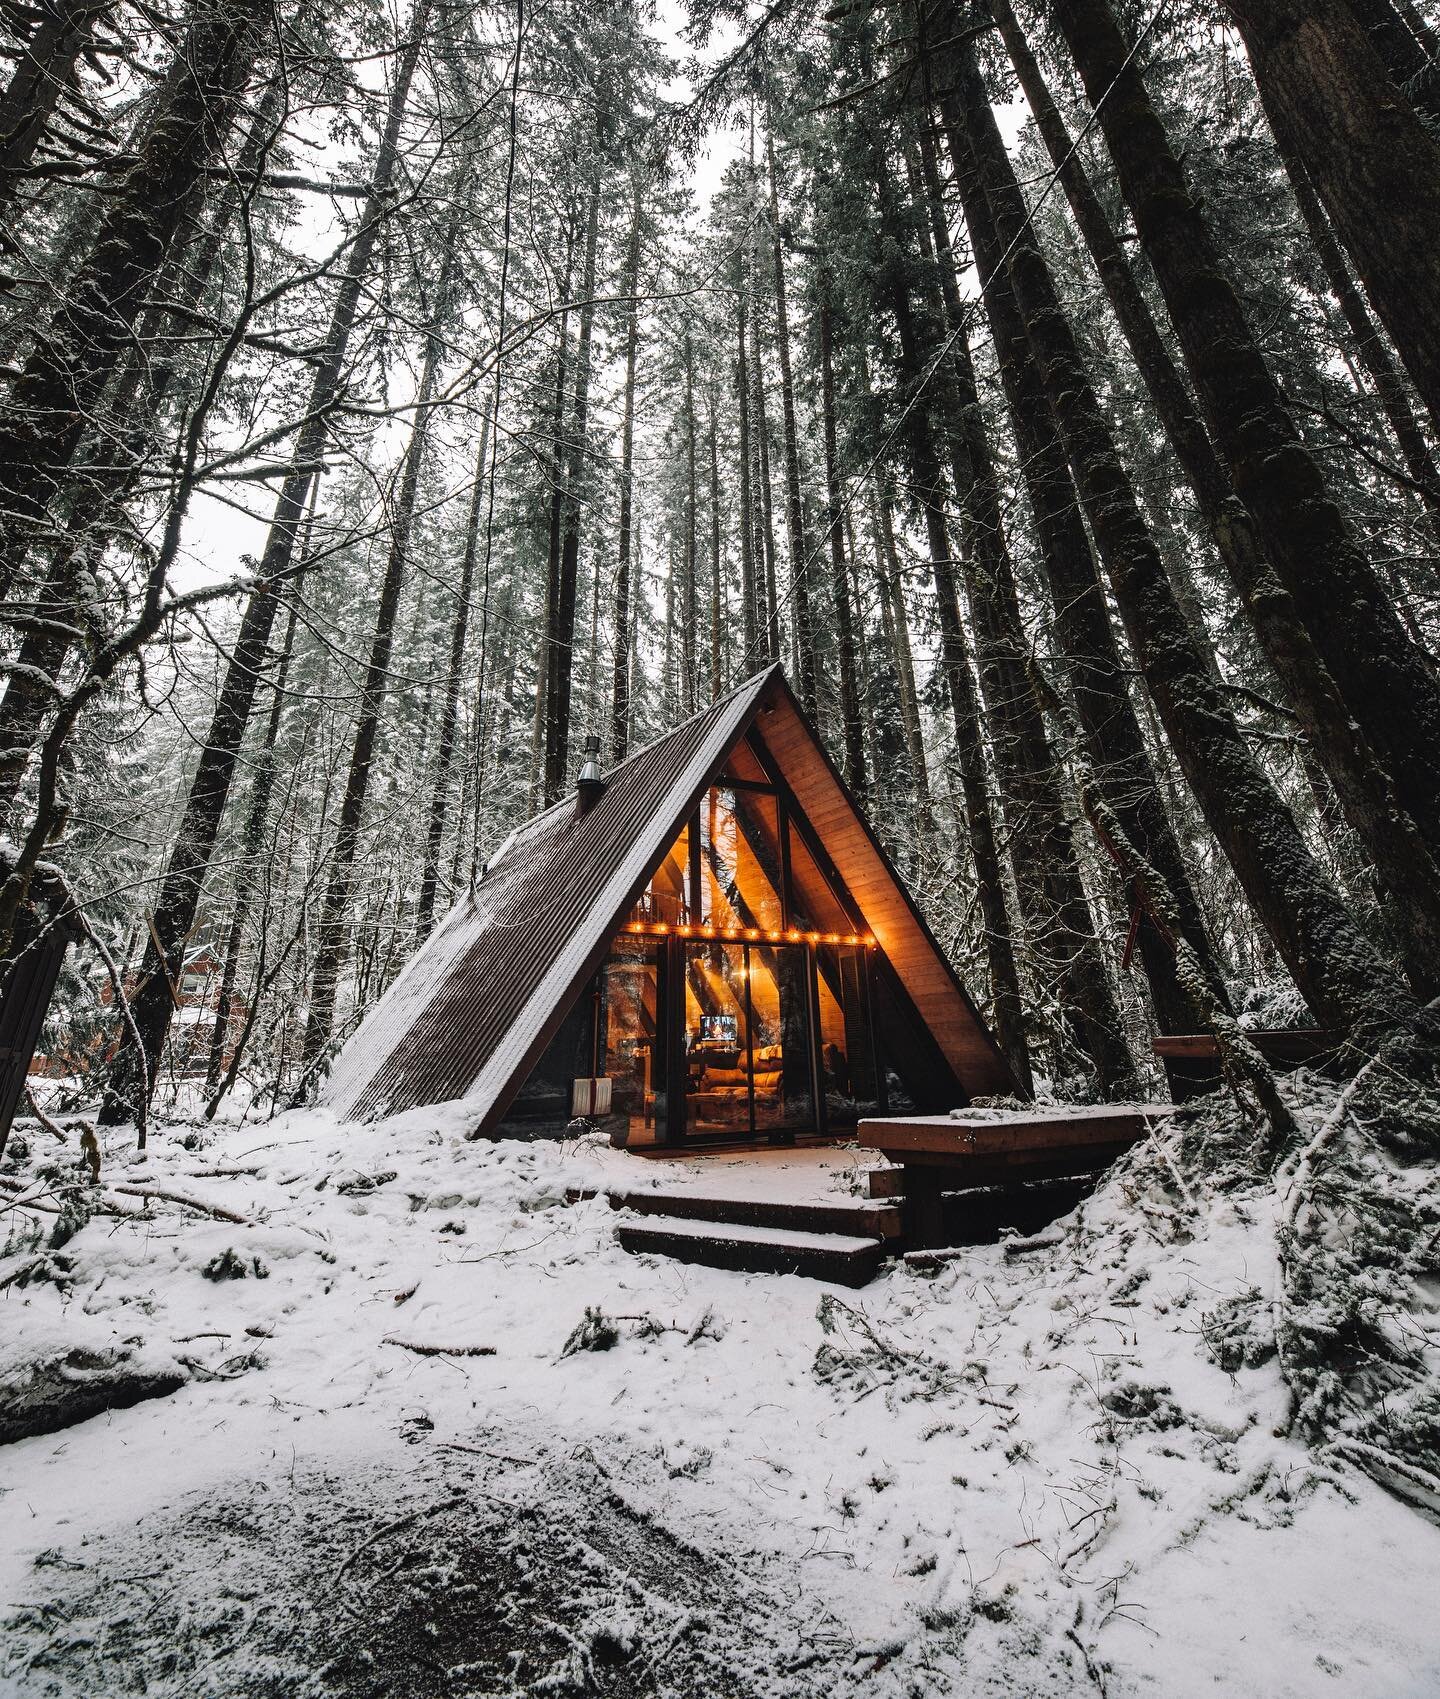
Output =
[
  {"x1": 322, "y1": 664, "x2": 1015, "y2": 1131},
  {"x1": 323, "y1": 669, "x2": 777, "y2": 1126}
]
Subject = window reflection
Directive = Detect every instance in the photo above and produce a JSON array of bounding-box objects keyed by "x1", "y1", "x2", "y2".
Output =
[
  {"x1": 747, "y1": 943, "x2": 813, "y2": 1133},
  {"x1": 682, "y1": 940, "x2": 812, "y2": 1137},
  {"x1": 699, "y1": 786, "x2": 784, "y2": 931},
  {"x1": 685, "y1": 941, "x2": 753, "y2": 1135},
  {"x1": 815, "y1": 943, "x2": 880, "y2": 1126},
  {"x1": 787, "y1": 825, "x2": 850, "y2": 934},
  {"x1": 630, "y1": 821, "x2": 689, "y2": 925},
  {"x1": 600, "y1": 934, "x2": 667, "y2": 1145}
]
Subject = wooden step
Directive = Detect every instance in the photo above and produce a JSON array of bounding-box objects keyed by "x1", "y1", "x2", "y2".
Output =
[
  {"x1": 858, "y1": 1105, "x2": 1169, "y2": 1250},
  {"x1": 865, "y1": 1166, "x2": 905, "y2": 1200},
  {"x1": 615, "y1": 1215, "x2": 884, "y2": 1287},
  {"x1": 580, "y1": 1185, "x2": 900, "y2": 1241}
]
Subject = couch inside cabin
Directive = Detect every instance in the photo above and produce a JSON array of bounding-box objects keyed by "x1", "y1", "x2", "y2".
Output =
[{"x1": 687, "y1": 1043, "x2": 784, "y2": 1121}]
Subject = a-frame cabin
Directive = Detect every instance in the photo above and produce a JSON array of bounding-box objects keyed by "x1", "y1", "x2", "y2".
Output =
[{"x1": 323, "y1": 666, "x2": 1016, "y2": 1145}]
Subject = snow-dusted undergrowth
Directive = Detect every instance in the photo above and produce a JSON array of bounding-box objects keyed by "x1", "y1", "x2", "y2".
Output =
[{"x1": 2, "y1": 1080, "x2": 1439, "y2": 1696}]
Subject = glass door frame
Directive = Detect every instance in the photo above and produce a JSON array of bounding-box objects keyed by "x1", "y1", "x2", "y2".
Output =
[{"x1": 668, "y1": 933, "x2": 819, "y2": 1147}]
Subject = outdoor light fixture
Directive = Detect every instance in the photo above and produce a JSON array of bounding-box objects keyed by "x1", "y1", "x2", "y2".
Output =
[{"x1": 619, "y1": 920, "x2": 879, "y2": 949}]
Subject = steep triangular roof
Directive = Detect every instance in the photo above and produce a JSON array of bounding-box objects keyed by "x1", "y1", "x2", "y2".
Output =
[{"x1": 322, "y1": 666, "x2": 1013, "y2": 1128}]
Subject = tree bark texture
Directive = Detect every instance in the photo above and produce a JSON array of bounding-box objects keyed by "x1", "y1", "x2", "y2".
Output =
[
  {"x1": 1046, "y1": 0, "x2": 1440, "y2": 872},
  {"x1": 946, "y1": 35, "x2": 1414, "y2": 1034},
  {"x1": 0, "y1": 0, "x2": 266, "y2": 592}
]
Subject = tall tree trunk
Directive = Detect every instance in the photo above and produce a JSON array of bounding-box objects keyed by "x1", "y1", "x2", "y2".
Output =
[
  {"x1": 299, "y1": 243, "x2": 456, "y2": 1077},
  {"x1": 765, "y1": 121, "x2": 817, "y2": 715},
  {"x1": 945, "y1": 38, "x2": 1413, "y2": 1034},
  {"x1": 0, "y1": 0, "x2": 266, "y2": 593},
  {"x1": 907, "y1": 128, "x2": 1142, "y2": 1096},
  {"x1": 1047, "y1": 0, "x2": 1440, "y2": 866},
  {"x1": 929, "y1": 91, "x2": 1224, "y2": 1069},
  {"x1": 532, "y1": 209, "x2": 578, "y2": 805},
  {"x1": 203, "y1": 577, "x2": 302, "y2": 1094},
  {"x1": 987, "y1": 0, "x2": 1440, "y2": 993},
  {"x1": 864, "y1": 159, "x2": 1036, "y2": 1090},
  {"x1": 98, "y1": 0, "x2": 430, "y2": 1125},
  {"x1": 1220, "y1": 0, "x2": 1440, "y2": 433},
  {"x1": 708, "y1": 388, "x2": 723, "y2": 700},
  {"x1": 734, "y1": 268, "x2": 761, "y2": 673},
  {"x1": 544, "y1": 176, "x2": 601, "y2": 801},
  {"x1": 415, "y1": 409, "x2": 492, "y2": 940},
  {"x1": 907, "y1": 441, "x2": 1036, "y2": 1095},
  {"x1": 681, "y1": 326, "x2": 699, "y2": 716},
  {"x1": 749, "y1": 210, "x2": 782, "y2": 663},
  {"x1": 1264, "y1": 93, "x2": 1440, "y2": 543},
  {"x1": 873, "y1": 490, "x2": 934, "y2": 827},
  {"x1": 0, "y1": 0, "x2": 113, "y2": 210},
  {"x1": 611, "y1": 180, "x2": 642, "y2": 759},
  {"x1": 663, "y1": 530, "x2": 677, "y2": 720},
  {"x1": 818, "y1": 291, "x2": 866, "y2": 790},
  {"x1": 0, "y1": 75, "x2": 284, "y2": 817}
]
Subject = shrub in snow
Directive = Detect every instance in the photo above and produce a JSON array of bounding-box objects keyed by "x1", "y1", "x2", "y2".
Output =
[
  {"x1": 561, "y1": 1306, "x2": 620, "y2": 1356},
  {"x1": 201, "y1": 1247, "x2": 268, "y2": 1281}
]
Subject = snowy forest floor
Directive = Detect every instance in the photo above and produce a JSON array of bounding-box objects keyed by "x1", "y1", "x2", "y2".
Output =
[{"x1": 2, "y1": 1087, "x2": 1440, "y2": 1698}]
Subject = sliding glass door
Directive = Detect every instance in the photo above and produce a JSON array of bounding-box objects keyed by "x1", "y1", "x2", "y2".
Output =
[{"x1": 683, "y1": 939, "x2": 813, "y2": 1141}]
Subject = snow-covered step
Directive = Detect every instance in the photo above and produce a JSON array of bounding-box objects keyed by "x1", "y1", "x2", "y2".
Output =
[
  {"x1": 615, "y1": 1214, "x2": 885, "y2": 1287},
  {"x1": 577, "y1": 1184, "x2": 901, "y2": 1241}
]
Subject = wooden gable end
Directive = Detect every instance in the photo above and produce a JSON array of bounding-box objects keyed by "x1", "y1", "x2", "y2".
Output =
[{"x1": 748, "y1": 676, "x2": 1017, "y2": 1101}]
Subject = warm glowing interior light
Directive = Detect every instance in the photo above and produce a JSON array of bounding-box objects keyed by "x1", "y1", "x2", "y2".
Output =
[
  {"x1": 805, "y1": 932, "x2": 820, "y2": 945},
  {"x1": 845, "y1": 934, "x2": 860, "y2": 946},
  {"x1": 787, "y1": 930, "x2": 802, "y2": 943},
  {"x1": 746, "y1": 928, "x2": 760, "y2": 941},
  {"x1": 864, "y1": 934, "x2": 877, "y2": 947},
  {"x1": 654, "y1": 924, "x2": 668, "y2": 935},
  {"x1": 825, "y1": 933, "x2": 840, "y2": 945},
  {"x1": 767, "y1": 930, "x2": 782, "y2": 943}
]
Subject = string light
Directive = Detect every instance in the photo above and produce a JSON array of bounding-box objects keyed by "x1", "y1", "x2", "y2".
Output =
[{"x1": 620, "y1": 920, "x2": 877, "y2": 948}]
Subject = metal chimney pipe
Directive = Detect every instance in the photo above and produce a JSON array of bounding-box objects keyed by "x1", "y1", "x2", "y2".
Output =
[{"x1": 576, "y1": 733, "x2": 606, "y2": 815}]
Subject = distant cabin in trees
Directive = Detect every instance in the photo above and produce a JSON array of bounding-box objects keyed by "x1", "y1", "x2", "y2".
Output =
[{"x1": 323, "y1": 667, "x2": 1015, "y2": 1145}]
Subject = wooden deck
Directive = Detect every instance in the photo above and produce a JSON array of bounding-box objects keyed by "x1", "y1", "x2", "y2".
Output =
[
  {"x1": 1152, "y1": 1029, "x2": 1340, "y2": 1067},
  {"x1": 858, "y1": 1105, "x2": 1169, "y2": 1249}
]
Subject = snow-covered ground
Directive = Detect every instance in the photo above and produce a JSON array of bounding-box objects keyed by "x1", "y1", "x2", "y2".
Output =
[{"x1": 3, "y1": 1096, "x2": 1439, "y2": 1697}]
